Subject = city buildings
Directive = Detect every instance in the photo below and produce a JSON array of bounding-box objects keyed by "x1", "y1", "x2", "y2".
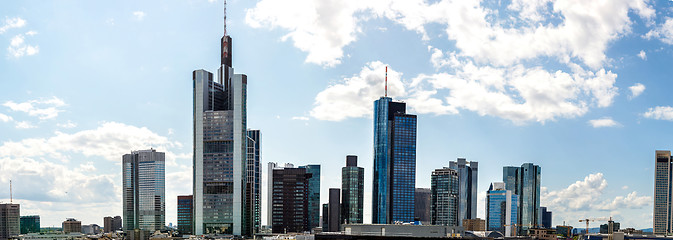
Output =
[
  {"x1": 62, "y1": 218, "x2": 81, "y2": 234},
  {"x1": 81, "y1": 224, "x2": 101, "y2": 235},
  {"x1": 177, "y1": 195, "x2": 193, "y2": 235},
  {"x1": 414, "y1": 188, "x2": 431, "y2": 224},
  {"x1": 122, "y1": 149, "x2": 166, "y2": 232},
  {"x1": 103, "y1": 216, "x2": 121, "y2": 233},
  {"x1": 192, "y1": 2, "x2": 252, "y2": 236},
  {"x1": 324, "y1": 188, "x2": 341, "y2": 232},
  {"x1": 246, "y1": 130, "x2": 262, "y2": 234},
  {"x1": 20, "y1": 215, "x2": 39, "y2": 234},
  {"x1": 431, "y1": 167, "x2": 459, "y2": 226},
  {"x1": 503, "y1": 163, "x2": 541, "y2": 233},
  {"x1": 462, "y1": 218, "x2": 485, "y2": 231},
  {"x1": 341, "y1": 155, "x2": 364, "y2": 224},
  {"x1": 449, "y1": 158, "x2": 478, "y2": 226},
  {"x1": 540, "y1": 207, "x2": 552, "y2": 229},
  {"x1": 655, "y1": 150, "x2": 672, "y2": 235},
  {"x1": 372, "y1": 97, "x2": 417, "y2": 224},
  {"x1": 300, "y1": 165, "x2": 321, "y2": 230},
  {"x1": 271, "y1": 165, "x2": 313, "y2": 233},
  {"x1": 486, "y1": 182, "x2": 517, "y2": 236},
  {"x1": 0, "y1": 204, "x2": 19, "y2": 240}
]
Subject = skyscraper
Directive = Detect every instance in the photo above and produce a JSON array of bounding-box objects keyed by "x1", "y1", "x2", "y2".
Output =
[
  {"x1": 372, "y1": 96, "x2": 417, "y2": 224},
  {"x1": 486, "y1": 182, "x2": 518, "y2": 236},
  {"x1": 326, "y1": 188, "x2": 341, "y2": 232},
  {"x1": 0, "y1": 204, "x2": 19, "y2": 239},
  {"x1": 122, "y1": 149, "x2": 166, "y2": 232},
  {"x1": 177, "y1": 195, "x2": 193, "y2": 235},
  {"x1": 414, "y1": 188, "x2": 431, "y2": 224},
  {"x1": 449, "y1": 158, "x2": 478, "y2": 226},
  {"x1": 299, "y1": 165, "x2": 321, "y2": 230},
  {"x1": 271, "y1": 166, "x2": 312, "y2": 233},
  {"x1": 341, "y1": 155, "x2": 364, "y2": 224},
  {"x1": 192, "y1": 2, "x2": 250, "y2": 235},
  {"x1": 654, "y1": 150, "x2": 672, "y2": 234},
  {"x1": 103, "y1": 216, "x2": 122, "y2": 233},
  {"x1": 431, "y1": 167, "x2": 459, "y2": 226},
  {"x1": 266, "y1": 162, "x2": 279, "y2": 227},
  {"x1": 540, "y1": 207, "x2": 552, "y2": 229},
  {"x1": 246, "y1": 130, "x2": 261, "y2": 234},
  {"x1": 503, "y1": 163, "x2": 541, "y2": 233},
  {"x1": 20, "y1": 215, "x2": 39, "y2": 234}
]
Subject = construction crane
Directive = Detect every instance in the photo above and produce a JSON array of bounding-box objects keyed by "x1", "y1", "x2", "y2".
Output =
[{"x1": 579, "y1": 217, "x2": 611, "y2": 235}]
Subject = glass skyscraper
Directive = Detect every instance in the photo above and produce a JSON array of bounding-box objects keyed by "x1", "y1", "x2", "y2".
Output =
[
  {"x1": 449, "y1": 158, "x2": 478, "y2": 226},
  {"x1": 177, "y1": 195, "x2": 193, "y2": 235},
  {"x1": 486, "y1": 182, "x2": 517, "y2": 236},
  {"x1": 246, "y1": 130, "x2": 261, "y2": 234},
  {"x1": 341, "y1": 155, "x2": 364, "y2": 224},
  {"x1": 271, "y1": 166, "x2": 312, "y2": 233},
  {"x1": 122, "y1": 149, "x2": 165, "y2": 232},
  {"x1": 431, "y1": 167, "x2": 459, "y2": 226},
  {"x1": 372, "y1": 97, "x2": 417, "y2": 224},
  {"x1": 503, "y1": 163, "x2": 541, "y2": 234},
  {"x1": 300, "y1": 164, "x2": 321, "y2": 230},
  {"x1": 654, "y1": 150, "x2": 672, "y2": 235}
]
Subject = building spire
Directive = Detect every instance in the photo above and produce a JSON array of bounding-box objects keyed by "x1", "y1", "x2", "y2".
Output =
[
  {"x1": 223, "y1": 0, "x2": 227, "y2": 37},
  {"x1": 385, "y1": 66, "x2": 388, "y2": 97}
]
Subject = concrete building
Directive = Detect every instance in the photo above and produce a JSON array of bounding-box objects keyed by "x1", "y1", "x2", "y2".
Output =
[
  {"x1": 325, "y1": 188, "x2": 341, "y2": 232},
  {"x1": 192, "y1": 2, "x2": 252, "y2": 236},
  {"x1": 122, "y1": 149, "x2": 165, "y2": 232},
  {"x1": 341, "y1": 155, "x2": 364, "y2": 224},
  {"x1": 20, "y1": 215, "x2": 39, "y2": 234},
  {"x1": 431, "y1": 167, "x2": 459, "y2": 226},
  {"x1": 103, "y1": 216, "x2": 121, "y2": 233},
  {"x1": 463, "y1": 218, "x2": 485, "y2": 231},
  {"x1": 414, "y1": 188, "x2": 431, "y2": 224},
  {"x1": 271, "y1": 166, "x2": 313, "y2": 233},
  {"x1": 81, "y1": 224, "x2": 100, "y2": 235},
  {"x1": 655, "y1": 150, "x2": 672, "y2": 235},
  {"x1": 449, "y1": 158, "x2": 478, "y2": 226},
  {"x1": 0, "y1": 204, "x2": 19, "y2": 240},
  {"x1": 486, "y1": 182, "x2": 517, "y2": 236},
  {"x1": 372, "y1": 97, "x2": 417, "y2": 224},
  {"x1": 177, "y1": 195, "x2": 193, "y2": 235},
  {"x1": 62, "y1": 218, "x2": 81, "y2": 234},
  {"x1": 316, "y1": 224, "x2": 464, "y2": 239}
]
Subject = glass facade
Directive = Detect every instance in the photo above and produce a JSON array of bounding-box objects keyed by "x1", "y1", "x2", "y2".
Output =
[
  {"x1": 271, "y1": 167, "x2": 311, "y2": 233},
  {"x1": 122, "y1": 149, "x2": 165, "y2": 232},
  {"x1": 300, "y1": 165, "x2": 321, "y2": 230},
  {"x1": 502, "y1": 163, "x2": 540, "y2": 234},
  {"x1": 486, "y1": 183, "x2": 517, "y2": 236},
  {"x1": 372, "y1": 97, "x2": 417, "y2": 224},
  {"x1": 431, "y1": 168, "x2": 459, "y2": 226},
  {"x1": 449, "y1": 158, "x2": 478, "y2": 225},
  {"x1": 654, "y1": 150, "x2": 672, "y2": 235},
  {"x1": 177, "y1": 196, "x2": 193, "y2": 235},
  {"x1": 20, "y1": 215, "x2": 39, "y2": 234},
  {"x1": 245, "y1": 130, "x2": 261, "y2": 234},
  {"x1": 341, "y1": 155, "x2": 364, "y2": 224}
]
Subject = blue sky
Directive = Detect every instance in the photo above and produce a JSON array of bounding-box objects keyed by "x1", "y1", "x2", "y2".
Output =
[{"x1": 1, "y1": 0, "x2": 673, "y2": 230}]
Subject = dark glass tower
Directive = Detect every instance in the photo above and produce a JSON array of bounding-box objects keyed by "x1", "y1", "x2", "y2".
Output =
[
  {"x1": 503, "y1": 163, "x2": 541, "y2": 234},
  {"x1": 449, "y1": 158, "x2": 478, "y2": 226},
  {"x1": 246, "y1": 130, "x2": 261, "y2": 234},
  {"x1": 271, "y1": 167, "x2": 312, "y2": 233},
  {"x1": 372, "y1": 97, "x2": 417, "y2": 224},
  {"x1": 177, "y1": 195, "x2": 193, "y2": 235},
  {"x1": 299, "y1": 165, "x2": 321, "y2": 230},
  {"x1": 19, "y1": 215, "x2": 39, "y2": 234},
  {"x1": 341, "y1": 155, "x2": 364, "y2": 224}
]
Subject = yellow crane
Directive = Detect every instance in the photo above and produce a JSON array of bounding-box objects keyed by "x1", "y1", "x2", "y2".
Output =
[{"x1": 579, "y1": 217, "x2": 611, "y2": 235}]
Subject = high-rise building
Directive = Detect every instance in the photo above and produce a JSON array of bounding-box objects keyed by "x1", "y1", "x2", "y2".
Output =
[
  {"x1": 414, "y1": 188, "x2": 431, "y2": 224},
  {"x1": 341, "y1": 155, "x2": 364, "y2": 224},
  {"x1": 299, "y1": 165, "x2": 321, "y2": 230},
  {"x1": 486, "y1": 182, "x2": 518, "y2": 236},
  {"x1": 449, "y1": 158, "x2": 478, "y2": 226},
  {"x1": 322, "y1": 204, "x2": 328, "y2": 230},
  {"x1": 540, "y1": 207, "x2": 551, "y2": 229},
  {"x1": 103, "y1": 216, "x2": 122, "y2": 233},
  {"x1": 431, "y1": 168, "x2": 459, "y2": 226},
  {"x1": 325, "y1": 188, "x2": 341, "y2": 232},
  {"x1": 655, "y1": 150, "x2": 673, "y2": 235},
  {"x1": 503, "y1": 163, "x2": 541, "y2": 234},
  {"x1": 192, "y1": 2, "x2": 251, "y2": 236},
  {"x1": 0, "y1": 204, "x2": 19, "y2": 239},
  {"x1": 123, "y1": 149, "x2": 166, "y2": 232},
  {"x1": 20, "y1": 215, "x2": 39, "y2": 234},
  {"x1": 372, "y1": 97, "x2": 417, "y2": 224},
  {"x1": 62, "y1": 218, "x2": 81, "y2": 234},
  {"x1": 266, "y1": 162, "x2": 278, "y2": 227},
  {"x1": 177, "y1": 195, "x2": 193, "y2": 235},
  {"x1": 271, "y1": 166, "x2": 313, "y2": 233},
  {"x1": 246, "y1": 130, "x2": 262, "y2": 234}
]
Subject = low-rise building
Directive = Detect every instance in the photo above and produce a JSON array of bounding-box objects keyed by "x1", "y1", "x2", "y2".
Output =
[
  {"x1": 316, "y1": 224, "x2": 465, "y2": 239},
  {"x1": 62, "y1": 218, "x2": 81, "y2": 234},
  {"x1": 462, "y1": 218, "x2": 485, "y2": 231}
]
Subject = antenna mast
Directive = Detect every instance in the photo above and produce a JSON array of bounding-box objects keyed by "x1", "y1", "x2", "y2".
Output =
[
  {"x1": 385, "y1": 66, "x2": 388, "y2": 97},
  {"x1": 224, "y1": 0, "x2": 227, "y2": 36},
  {"x1": 9, "y1": 180, "x2": 12, "y2": 203}
]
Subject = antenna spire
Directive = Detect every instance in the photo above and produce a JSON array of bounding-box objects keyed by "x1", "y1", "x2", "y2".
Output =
[
  {"x1": 224, "y1": 0, "x2": 227, "y2": 36},
  {"x1": 385, "y1": 66, "x2": 388, "y2": 97},
  {"x1": 9, "y1": 180, "x2": 12, "y2": 203}
]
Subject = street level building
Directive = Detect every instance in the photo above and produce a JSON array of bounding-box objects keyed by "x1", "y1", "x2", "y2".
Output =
[
  {"x1": 122, "y1": 149, "x2": 165, "y2": 232},
  {"x1": 341, "y1": 155, "x2": 364, "y2": 224}
]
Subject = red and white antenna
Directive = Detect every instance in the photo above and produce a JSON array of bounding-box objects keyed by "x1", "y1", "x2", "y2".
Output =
[
  {"x1": 224, "y1": 0, "x2": 227, "y2": 36},
  {"x1": 385, "y1": 66, "x2": 388, "y2": 97}
]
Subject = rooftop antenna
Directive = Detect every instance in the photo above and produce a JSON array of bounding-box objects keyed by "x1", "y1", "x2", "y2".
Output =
[
  {"x1": 385, "y1": 66, "x2": 388, "y2": 97},
  {"x1": 224, "y1": 0, "x2": 227, "y2": 37},
  {"x1": 9, "y1": 180, "x2": 12, "y2": 203}
]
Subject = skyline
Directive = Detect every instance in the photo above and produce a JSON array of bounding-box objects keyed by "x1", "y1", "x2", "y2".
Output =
[{"x1": 1, "y1": 0, "x2": 673, "y2": 231}]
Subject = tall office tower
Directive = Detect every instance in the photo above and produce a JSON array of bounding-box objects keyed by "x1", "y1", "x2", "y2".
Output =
[
  {"x1": 177, "y1": 195, "x2": 194, "y2": 235},
  {"x1": 341, "y1": 155, "x2": 364, "y2": 224},
  {"x1": 503, "y1": 163, "x2": 541, "y2": 234},
  {"x1": 449, "y1": 158, "x2": 478, "y2": 226},
  {"x1": 62, "y1": 218, "x2": 81, "y2": 234},
  {"x1": 540, "y1": 207, "x2": 551, "y2": 229},
  {"x1": 103, "y1": 216, "x2": 122, "y2": 233},
  {"x1": 322, "y1": 204, "x2": 328, "y2": 229},
  {"x1": 193, "y1": 2, "x2": 250, "y2": 235},
  {"x1": 655, "y1": 150, "x2": 673, "y2": 235},
  {"x1": 486, "y1": 182, "x2": 518, "y2": 237},
  {"x1": 0, "y1": 204, "x2": 19, "y2": 239},
  {"x1": 123, "y1": 149, "x2": 166, "y2": 232},
  {"x1": 20, "y1": 215, "x2": 39, "y2": 234},
  {"x1": 271, "y1": 166, "x2": 312, "y2": 233},
  {"x1": 431, "y1": 168, "x2": 459, "y2": 226},
  {"x1": 325, "y1": 188, "x2": 341, "y2": 232},
  {"x1": 246, "y1": 130, "x2": 261, "y2": 234},
  {"x1": 372, "y1": 96, "x2": 417, "y2": 224},
  {"x1": 299, "y1": 165, "x2": 321, "y2": 230},
  {"x1": 266, "y1": 162, "x2": 278, "y2": 227},
  {"x1": 414, "y1": 188, "x2": 431, "y2": 223}
]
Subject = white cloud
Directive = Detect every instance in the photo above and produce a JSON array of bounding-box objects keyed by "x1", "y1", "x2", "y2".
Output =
[
  {"x1": 588, "y1": 117, "x2": 620, "y2": 128},
  {"x1": 543, "y1": 173, "x2": 608, "y2": 211},
  {"x1": 57, "y1": 120, "x2": 77, "y2": 129},
  {"x1": 638, "y1": 50, "x2": 647, "y2": 60},
  {"x1": 643, "y1": 106, "x2": 673, "y2": 121},
  {"x1": 291, "y1": 116, "x2": 310, "y2": 121},
  {"x1": 0, "y1": 113, "x2": 12, "y2": 122},
  {"x1": 0, "y1": 17, "x2": 26, "y2": 34},
  {"x1": 133, "y1": 11, "x2": 146, "y2": 21},
  {"x1": 596, "y1": 192, "x2": 651, "y2": 211},
  {"x1": 622, "y1": 185, "x2": 629, "y2": 190},
  {"x1": 629, "y1": 83, "x2": 645, "y2": 99},
  {"x1": 14, "y1": 121, "x2": 35, "y2": 129},
  {"x1": 3, "y1": 97, "x2": 66, "y2": 120},
  {"x1": 645, "y1": 17, "x2": 673, "y2": 44},
  {"x1": 7, "y1": 34, "x2": 39, "y2": 58}
]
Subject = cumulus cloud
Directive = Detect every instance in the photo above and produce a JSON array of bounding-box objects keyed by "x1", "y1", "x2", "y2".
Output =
[
  {"x1": 14, "y1": 121, "x2": 36, "y2": 129},
  {"x1": 643, "y1": 106, "x2": 673, "y2": 121},
  {"x1": 0, "y1": 113, "x2": 12, "y2": 122},
  {"x1": 588, "y1": 117, "x2": 620, "y2": 128},
  {"x1": 133, "y1": 11, "x2": 146, "y2": 21},
  {"x1": 638, "y1": 50, "x2": 647, "y2": 60},
  {"x1": 0, "y1": 17, "x2": 26, "y2": 34},
  {"x1": 645, "y1": 17, "x2": 673, "y2": 44},
  {"x1": 629, "y1": 83, "x2": 645, "y2": 99},
  {"x1": 7, "y1": 33, "x2": 39, "y2": 58},
  {"x1": 3, "y1": 97, "x2": 66, "y2": 120},
  {"x1": 596, "y1": 192, "x2": 651, "y2": 211},
  {"x1": 57, "y1": 120, "x2": 77, "y2": 129}
]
